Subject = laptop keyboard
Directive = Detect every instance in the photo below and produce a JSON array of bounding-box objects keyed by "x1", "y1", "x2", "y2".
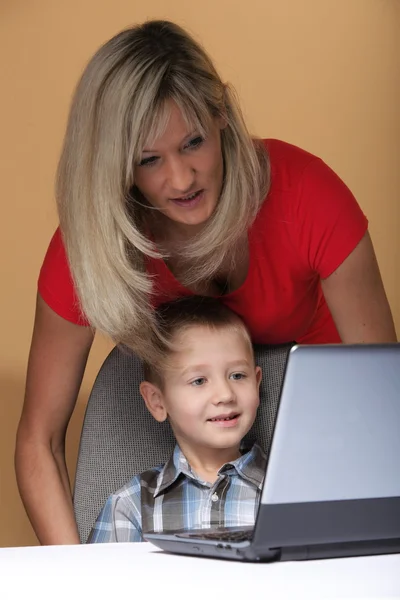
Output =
[{"x1": 182, "y1": 529, "x2": 252, "y2": 543}]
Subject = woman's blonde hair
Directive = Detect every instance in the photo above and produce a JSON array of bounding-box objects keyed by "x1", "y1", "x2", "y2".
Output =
[{"x1": 56, "y1": 20, "x2": 269, "y2": 361}]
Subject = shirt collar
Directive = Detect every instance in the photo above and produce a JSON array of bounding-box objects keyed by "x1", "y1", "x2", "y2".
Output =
[
  {"x1": 224, "y1": 443, "x2": 267, "y2": 490},
  {"x1": 153, "y1": 443, "x2": 266, "y2": 498},
  {"x1": 153, "y1": 445, "x2": 191, "y2": 497}
]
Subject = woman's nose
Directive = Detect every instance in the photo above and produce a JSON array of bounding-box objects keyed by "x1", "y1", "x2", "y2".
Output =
[{"x1": 165, "y1": 156, "x2": 195, "y2": 194}]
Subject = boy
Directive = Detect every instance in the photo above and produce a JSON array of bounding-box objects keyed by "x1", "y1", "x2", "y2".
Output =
[{"x1": 89, "y1": 296, "x2": 265, "y2": 543}]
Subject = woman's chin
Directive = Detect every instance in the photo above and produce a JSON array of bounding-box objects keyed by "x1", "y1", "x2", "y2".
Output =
[{"x1": 167, "y1": 207, "x2": 215, "y2": 229}]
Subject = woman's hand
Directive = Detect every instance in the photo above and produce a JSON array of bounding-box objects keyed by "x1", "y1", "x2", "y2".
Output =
[
  {"x1": 15, "y1": 294, "x2": 94, "y2": 544},
  {"x1": 321, "y1": 232, "x2": 397, "y2": 343}
]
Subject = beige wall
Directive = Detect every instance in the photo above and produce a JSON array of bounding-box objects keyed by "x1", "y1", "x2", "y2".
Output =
[{"x1": 0, "y1": 0, "x2": 399, "y2": 547}]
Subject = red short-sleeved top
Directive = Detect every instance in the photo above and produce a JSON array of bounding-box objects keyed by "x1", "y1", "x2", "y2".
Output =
[{"x1": 38, "y1": 139, "x2": 368, "y2": 344}]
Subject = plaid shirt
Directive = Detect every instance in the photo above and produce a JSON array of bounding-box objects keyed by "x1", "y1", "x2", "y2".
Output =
[{"x1": 88, "y1": 443, "x2": 266, "y2": 543}]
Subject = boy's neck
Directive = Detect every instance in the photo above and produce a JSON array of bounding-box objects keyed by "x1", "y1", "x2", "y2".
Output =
[{"x1": 176, "y1": 440, "x2": 242, "y2": 484}]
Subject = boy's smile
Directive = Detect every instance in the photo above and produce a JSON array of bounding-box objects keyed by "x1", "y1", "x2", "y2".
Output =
[{"x1": 207, "y1": 412, "x2": 241, "y2": 427}]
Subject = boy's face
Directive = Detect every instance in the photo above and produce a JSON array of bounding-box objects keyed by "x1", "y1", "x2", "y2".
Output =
[{"x1": 141, "y1": 325, "x2": 261, "y2": 453}]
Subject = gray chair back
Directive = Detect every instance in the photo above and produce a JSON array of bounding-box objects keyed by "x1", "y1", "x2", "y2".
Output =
[{"x1": 73, "y1": 343, "x2": 293, "y2": 543}]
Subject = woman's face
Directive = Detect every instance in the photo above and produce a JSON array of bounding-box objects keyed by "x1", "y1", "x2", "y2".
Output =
[{"x1": 134, "y1": 100, "x2": 225, "y2": 230}]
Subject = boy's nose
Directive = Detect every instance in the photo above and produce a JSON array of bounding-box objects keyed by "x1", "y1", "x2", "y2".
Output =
[{"x1": 212, "y1": 380, "x2": 236, "y2": 404}]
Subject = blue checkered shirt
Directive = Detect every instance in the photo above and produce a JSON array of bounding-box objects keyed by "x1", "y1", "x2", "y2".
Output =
[{"x1": 88, "y1": 443, "x2": 266, "y2": 543}]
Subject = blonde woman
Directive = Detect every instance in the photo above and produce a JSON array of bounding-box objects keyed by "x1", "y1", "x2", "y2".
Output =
[{"x1": 16, "y1": 20, "x2": 397, "y2": 545}]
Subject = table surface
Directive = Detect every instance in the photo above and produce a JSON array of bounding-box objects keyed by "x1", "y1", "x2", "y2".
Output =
[{"x1": 0, "y1": 542, "x2": 399, "y2": 600}]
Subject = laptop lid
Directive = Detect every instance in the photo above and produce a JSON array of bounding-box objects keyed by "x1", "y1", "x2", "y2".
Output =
[{"x1": 253, "y1": 344, "x2": 400, "y2": 551}]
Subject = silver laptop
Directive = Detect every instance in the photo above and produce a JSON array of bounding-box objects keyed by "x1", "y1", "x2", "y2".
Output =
[{"x1": 145, "y1": 344, "x2": 400, "y2": 561}]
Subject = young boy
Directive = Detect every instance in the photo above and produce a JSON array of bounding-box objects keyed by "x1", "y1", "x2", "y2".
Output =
[{"x1": 89, "y1": 296, "x2": 265, "y2": 543}]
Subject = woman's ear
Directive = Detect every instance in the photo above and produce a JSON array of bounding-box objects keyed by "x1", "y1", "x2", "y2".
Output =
[{"x1": 140, "y1": 381, "x2": 167, "y2": 422}]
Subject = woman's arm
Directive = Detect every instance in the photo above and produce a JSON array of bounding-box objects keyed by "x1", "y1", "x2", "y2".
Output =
[
  {"x1": 15, "y1": 294, "x2": 94, "y2": 545},
  {"x1": 321, "y1": 232, "x2": 397, "y2": 343}
]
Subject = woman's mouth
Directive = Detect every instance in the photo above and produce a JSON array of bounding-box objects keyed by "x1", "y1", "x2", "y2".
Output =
[{"x1": 170, "y1": 189, "x2": 204, "y2": 208}]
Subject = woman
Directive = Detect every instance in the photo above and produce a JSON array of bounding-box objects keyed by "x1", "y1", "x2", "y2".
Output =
[{"x1": 15, "y1": 20, "x2": 397, "y2": 545}]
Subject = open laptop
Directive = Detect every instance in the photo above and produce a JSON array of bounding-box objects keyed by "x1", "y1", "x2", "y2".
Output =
[{"x1": 145, "y1": 344, "x2": 400, "y2": 562}]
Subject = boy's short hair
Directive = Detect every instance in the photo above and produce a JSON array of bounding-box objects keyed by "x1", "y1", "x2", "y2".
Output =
[{"x1": 144, "y1": 296, "x2": 254, "y2": 387}]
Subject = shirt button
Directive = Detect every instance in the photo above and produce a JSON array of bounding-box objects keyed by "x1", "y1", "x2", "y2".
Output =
[{"x1": 211, "y1": 493, "x2": 219, "y2": 502}]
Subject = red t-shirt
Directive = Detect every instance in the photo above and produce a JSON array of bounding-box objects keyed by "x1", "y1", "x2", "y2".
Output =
[{"x1": 38, "y1": 139, "x2": 368, "y2": 344}]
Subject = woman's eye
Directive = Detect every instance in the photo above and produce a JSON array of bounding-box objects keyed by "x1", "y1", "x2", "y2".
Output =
[
  {"x1": 191, "y1": 377, "x2": 206, "y2": 386},
  {"x1": 138, "y1": 156, "x2": 158, "y2": 167},
  {"x1": 185, "y1": 136, "x2": 204, "y2": 150},
  {"x1": 230, "y1": 372, "x2": 246, "y2": 381}
]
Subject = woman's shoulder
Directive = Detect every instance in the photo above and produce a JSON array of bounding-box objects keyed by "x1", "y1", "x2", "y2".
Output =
[
  {"x1": 38, "y1": 227, "x2": 89, "y2": 326},
  {"x1": 258, "y1": 138, "x2": 353, "y2": 208},
  {"x1": 262, "y1": 138, "x2": 321, "y2": 184},
  {"x1": 255, "y1": 138, "x2": 322, "y2": 218},
  {"x1": 254, "y1": 139, "x2": 368, "y2": 280}
]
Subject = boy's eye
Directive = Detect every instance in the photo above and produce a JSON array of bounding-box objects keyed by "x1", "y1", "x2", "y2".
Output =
[
  {"x1": 191, "y1": 377, "x2": 206, "y2": 387},
  {"x1": 230, "y1": 372, "x2": 246, "y2": 381},
  {"x1": 138, "y1": 155, "x2": 158, "y2": 167},
  {"x1": 184, "y1": 136, "x2": 204, "y2": 150}
]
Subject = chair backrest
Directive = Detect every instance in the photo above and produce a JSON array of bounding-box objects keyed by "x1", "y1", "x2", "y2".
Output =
[{"x1": 73, "y1": 343, "x2": 293, "y2": 543}]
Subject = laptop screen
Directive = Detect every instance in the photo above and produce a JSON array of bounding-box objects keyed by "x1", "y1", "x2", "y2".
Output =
[{"x1": 261, "y1": 345, "x2": 400, "y2": 505}]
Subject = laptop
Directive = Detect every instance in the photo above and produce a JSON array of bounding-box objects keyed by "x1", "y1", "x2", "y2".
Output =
[{"x1": 145, "y1": 344, "x2": 400, "y2": 562}]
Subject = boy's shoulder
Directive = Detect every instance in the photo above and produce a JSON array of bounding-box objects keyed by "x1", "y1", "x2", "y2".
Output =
[
  {"x1": 111, "y1": 444, "x2": 187, "y2": 505},
  {"x1": 109, "y1": 445, "x2": 183, "y2": 503},
  {"x1": 111, "y1": 462, "x2": 165, "y2": 501}
]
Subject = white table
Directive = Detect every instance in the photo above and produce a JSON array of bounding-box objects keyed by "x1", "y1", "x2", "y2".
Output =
[{"x1": 0, "y1": 542, "x2": 399, "y2": 600}]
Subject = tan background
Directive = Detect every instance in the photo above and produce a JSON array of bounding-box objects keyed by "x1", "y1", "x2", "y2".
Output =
[{"x1": 0, "y1": 0, "x2": 399, "y2": 547}]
